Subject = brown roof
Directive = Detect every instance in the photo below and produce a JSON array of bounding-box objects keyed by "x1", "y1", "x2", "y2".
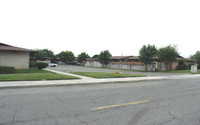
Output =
[
  {"x1": 127, "y1": 55, "x2": 185, "y2": 60},
  {"x1": 126, "y1": 56, "x2": 139, "y2": 60},
  {"x1": 86, "y1": 55, "x2": 187, "y2": 62},
  {"x1": 87, "y1": 58, "x2": 98, "y2": 61},
  {"x1": 111, "y1": 56, "x2": 133, "y2": 60},
  {"x1": 185, "y1": 58, "x2": 198, "y2": 62},
  {"x1": 0, "y1": 43, "x2": 34, "y2": 52}
]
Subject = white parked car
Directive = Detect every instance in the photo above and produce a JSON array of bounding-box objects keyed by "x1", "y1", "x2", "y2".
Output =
[{"x1": 48, "y1": 63, "x2": 57, "y2": 67}]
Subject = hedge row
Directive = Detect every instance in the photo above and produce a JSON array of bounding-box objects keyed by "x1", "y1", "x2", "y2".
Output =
[
  {"x1": 0, "y1": 62, "x2": 48, "y2": 74},
  {"x1": 0, "y1": 66, "x2": 16, "y2": 74}
]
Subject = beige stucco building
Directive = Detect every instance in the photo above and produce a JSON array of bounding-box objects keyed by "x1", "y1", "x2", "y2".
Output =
[
  {"x1": 0, "y1": 43, "x2": 33, "y2": 69},
  {"x1": 84, "y1": 56, "x2": 195, "y2": 71}
]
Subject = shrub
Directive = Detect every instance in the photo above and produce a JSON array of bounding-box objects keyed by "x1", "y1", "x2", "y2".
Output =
[
  {"x1": 187, "y1": 64, "x2": 193, "y2": 70},
  {"x1": 36, "y1": 62, "x2": 48, "y2": 70},
  {"x1": 198, "y1": 65, "x2": 200, "y2": 69},
  {"x1": 29, "y1": 61, "x2": 36, "y2": 68},
  {"x1": 176, "y1": 63, "x2": 188, "y2": 70},
  {"x1": 0, "y1": 66, "x2": 16, "y2": 74}
]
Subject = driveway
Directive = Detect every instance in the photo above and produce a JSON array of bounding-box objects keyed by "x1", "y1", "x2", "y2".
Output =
[{"x1": 47, "y1": 65, "x2": 190, "y2": 76}]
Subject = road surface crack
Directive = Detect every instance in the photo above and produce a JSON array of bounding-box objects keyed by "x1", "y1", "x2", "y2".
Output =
[
  {"x1": 54, "y1": 95, "x2": 65, "y2": 104},
  {"x1": 127, "y1": 107, "x2": 149, "y2": 125},
  {"x1": 0, "y1": 102, "x2": 5, "y2": 108},
  {"x1": 158, "y1": 111, "x2": 176, "y2": 125},
  {"x1": 9, "y1": 109, "x2": 18, "y2": 125},
  {"x1": 81, "y1": 120, "x2": 89, "y2": 125}
]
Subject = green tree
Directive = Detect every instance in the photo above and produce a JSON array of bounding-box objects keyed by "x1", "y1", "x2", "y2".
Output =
[
  {"x1": 35, "y1": 50, "x2": 47, "y2": 60},
  {"x1": 58, "y1": 51, "x2": 75, "y2": 64},
  {"x1": 98, "y1": 50, "x2": 112, "y2": 67},
  {"x1": 77, "y1": 52, "x2": 90, "y2": 65},
  {"x1": 191, "y1": 51, "x2": 200, "y2": 62},
  {"x1": 34, "y1": 49, "x2": 55, "y2": 60},
  {"x1": 92, "y1": 54, "x2": 99, "y2": 58},
  {"x1": 43, "y1": 49, "x2": 55, "y2": 58},
  {"x1": 157, "y1": 45, "x2": 178, "y2": 71},
  {"x1": 139, "y1": 44, "x2": 157, "y2": 71}
]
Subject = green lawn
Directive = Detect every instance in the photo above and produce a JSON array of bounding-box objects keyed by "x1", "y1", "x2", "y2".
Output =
[
  {"x1": 0, "y1": 69, "x2": 80, "y2": 81},
  {"x1": 15, "y1": 68, "x2": 49, "y2": 73},
  {"x1": 70, "y1": 72, "x2": 147, "y2": 78},
  {"x1": 160, "y1": 70, "x2": 200, "y2": 74}
]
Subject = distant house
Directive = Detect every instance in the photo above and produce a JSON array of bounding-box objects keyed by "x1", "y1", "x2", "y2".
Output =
[
  {"x1": 0, "y1": 43, "x2": 34, "y2": 69},
  {"x1": 84, "y1": 55, "x2": 198, "y2": 71}
]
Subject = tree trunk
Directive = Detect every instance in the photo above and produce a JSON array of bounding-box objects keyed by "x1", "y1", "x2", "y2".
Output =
[
  {"x1": 145, "y1": 64, "x2": 147, "y2": 71},
  {"x1": 81, "y1": 61, "x2": 85, "y2": 66},
  {"x1": 165, "y1": 62, "x2": 169, "y2": 71}
]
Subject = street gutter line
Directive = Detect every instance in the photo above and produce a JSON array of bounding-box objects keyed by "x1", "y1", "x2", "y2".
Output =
[{"x1": 91, "y1": 100, "x2": 149, "y2": 110}]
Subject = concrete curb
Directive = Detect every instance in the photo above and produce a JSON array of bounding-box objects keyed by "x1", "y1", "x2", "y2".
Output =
[
  {"x1": 0, "y1": 70, "x2": 200, "y2": 89},
  {"x1": 0, "y1": 77, "x2": 166, "y2": 89}
]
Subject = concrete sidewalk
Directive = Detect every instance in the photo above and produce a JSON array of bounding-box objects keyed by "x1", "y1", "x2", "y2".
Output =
[
  {"x1": 0, "y1": 69, "x2": 200, "y2": 89},
  {"x1": 45, "y1": 69, "x2": 95, "y2": 80}
]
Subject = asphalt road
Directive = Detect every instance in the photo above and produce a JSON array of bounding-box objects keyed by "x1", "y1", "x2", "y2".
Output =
[
  {"x1": 1, "y1": 78, "x2": 200, "y2": 125},
  {"x1": 48, "y1": 65, "x2": 189, "y2": 76}
]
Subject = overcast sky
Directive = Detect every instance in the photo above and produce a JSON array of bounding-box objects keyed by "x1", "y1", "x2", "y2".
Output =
[{"x1": 0, "y1": 0, "x2": 200, "y2": 57}]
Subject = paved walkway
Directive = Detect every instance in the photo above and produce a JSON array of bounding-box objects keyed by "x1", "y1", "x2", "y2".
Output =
[
  {"x1": 0, "y1": 69, "x2": 200, "y2": 89},
  {"x1": 45, "y1": 69, "x2": 95, "y2": 80}
]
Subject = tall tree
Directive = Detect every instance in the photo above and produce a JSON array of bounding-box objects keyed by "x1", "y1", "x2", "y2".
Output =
[
  {"x1": 43, "y1": 49, "x2": 55, "y2": 58},
  {"x1": 35, "y1": 50, "x2": 47, "y2": 60},
  {"x1": 139, "y1": 44, "x2": 157, "y2": 71},
  {"x1": 157, "y1": 45, "x2": 178, "y2": 71},
  {"x1": 77, "y1": 52, "x2": 90, "y2": 65},
  {"x1": 34, "y1": 49, "x2": 55, "y2": 60},
  {"x1": 98, "y1": 50, "x2": 112, "y2": 67},
  {"x1": 92, "y1": 54, "x2": 99, "y2": 58},
  {"x1": 58, "y1": 51, "x2": 75, "y2": 64},
  {"x1": 191, "y1": 51, "x2": 200, "y2": 62}
]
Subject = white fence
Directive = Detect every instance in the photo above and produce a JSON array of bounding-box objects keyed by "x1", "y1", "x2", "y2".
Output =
[
  {"x1": 84, "y1": 61, "x2": 145, "y2": 70},
  {"x1": 84, "y1": 61, "x2": 177, "y2": 71}
]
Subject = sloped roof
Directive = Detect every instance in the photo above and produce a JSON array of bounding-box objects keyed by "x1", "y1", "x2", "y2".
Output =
[
  {"x1": 111, "y1": 56, "x2": 133, "y2": 60},
  {"x1": 185, "y1": 58, "x2": 198, "y2": 62},
  {"x1": 87, "y1": 58, "x2": 98, "y2": 61},
  {"x1": 87, "y1": 55, "x2": 187, "y2": 62},
  {"x1": 0, "y1": 43, "x2": 34, "y2": 52},
  {"x1": 126, "y1": 56, "x2": 139, "y2": 60}
]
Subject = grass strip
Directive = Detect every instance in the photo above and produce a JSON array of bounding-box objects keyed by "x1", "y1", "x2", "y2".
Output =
[
  {"x1": 159, "y1": 70, "x2": 200, "y2": 74},
  {"x1": 70, "y1": 72, "x2": 147, "y2": 78},
  {"x1": 15, "y1": 68, "x2": 49, "y2": 74},
  {"x1": 0, "y1": 73, "x2": 80, "y2": 81}
]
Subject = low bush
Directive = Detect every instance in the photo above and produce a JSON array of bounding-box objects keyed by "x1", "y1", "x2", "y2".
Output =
[
  {"x1": 29, "y1": 61, "x2": 36, "y2": 68},
  {"x1": 176, "y1": 63, "x2": 188, "y2": 70},
  {"x1": 36, "y1": 62, "x2": 48, "y2": 70},
  {"x1": 0, "y1": 66, "x2": 16, "y2": 74}
]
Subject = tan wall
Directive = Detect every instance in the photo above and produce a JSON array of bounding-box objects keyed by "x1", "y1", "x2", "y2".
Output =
[
  {"x1": 171, "y1": 61, "x2": 179, "y2": 70},
  {"x1": 0, "y1": 51, "x2": 29, "y2": 69}
]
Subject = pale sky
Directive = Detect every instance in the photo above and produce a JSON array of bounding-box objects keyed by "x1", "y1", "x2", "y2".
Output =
[{"x1": 0, "y1": 0, "x2": 200, "y2": 58}]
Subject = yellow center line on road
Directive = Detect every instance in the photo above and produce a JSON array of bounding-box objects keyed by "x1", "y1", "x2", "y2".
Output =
[{"x1": 91, "y1": 100, "x2": 150, "y2": 110}]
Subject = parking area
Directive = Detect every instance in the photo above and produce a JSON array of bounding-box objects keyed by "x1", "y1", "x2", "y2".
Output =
[{"x1": 47, "y1": 65, "x2": 190, "y2": 77}]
